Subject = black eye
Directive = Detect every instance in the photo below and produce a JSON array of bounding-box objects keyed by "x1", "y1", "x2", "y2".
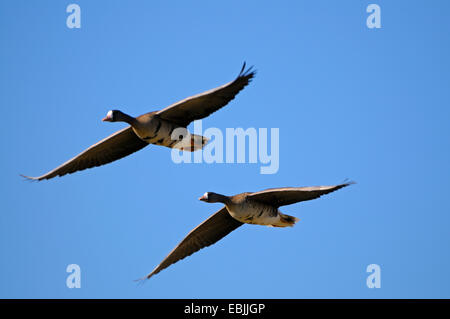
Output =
[{"x1": 179, "y1": 135, "x2": 184, "y2": 140}]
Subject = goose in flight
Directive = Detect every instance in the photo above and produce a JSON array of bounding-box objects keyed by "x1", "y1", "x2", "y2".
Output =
[
  {"x1": 143, "y1": 182, "x2": 354, "y2": 280},
  {"x1": 22, "y1": 63, "x2": 255, "y2": 181}
]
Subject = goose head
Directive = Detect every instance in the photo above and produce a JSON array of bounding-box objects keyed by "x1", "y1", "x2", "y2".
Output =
[
  {"x1": 102, "y1": 110, "x2": 120, "y2": 122},
  {"x1": 199, "y1": 192, "x2": 228, "y2": 203},
  {"x1": 102, "y1": 110, "x2": 136, "y2": 125}
]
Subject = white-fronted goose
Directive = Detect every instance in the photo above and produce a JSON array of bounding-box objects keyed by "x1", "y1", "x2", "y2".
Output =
[
  {"x1": 22, "y1": 63, "x2": 255, "y2": 181},
  {"x1": 144, "y1": 182, "x2": 354, "y2": 280}
]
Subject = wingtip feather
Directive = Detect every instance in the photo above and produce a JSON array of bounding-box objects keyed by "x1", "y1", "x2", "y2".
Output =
[
  {"x1": 19, "y1": 174, "x2": 40, "y2": 182},
  {"x1": 238, "y1": 62, "x2": 257, "y2": 79},
  {"x1": 342, "y1": 179, "x2": 356, "y2": 186}
]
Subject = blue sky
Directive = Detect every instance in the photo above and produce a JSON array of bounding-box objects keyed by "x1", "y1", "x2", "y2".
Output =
[{"x1": 1, "y1": 0, "x2": 450, "y2": 298}]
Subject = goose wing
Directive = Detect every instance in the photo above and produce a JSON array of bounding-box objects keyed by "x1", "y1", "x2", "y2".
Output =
[
  {"x1": 156, "y1": 63, "x2": 255, "y2": 127},
  {"x1": 22, "y1": 127, "x2": 148, "y2": 181},
  {"x1": 145, "y1": 207, "x2": 243, "y2": 280},
  {"x1": 247, "y1": 182, "x2": 354, "y2": 207}
]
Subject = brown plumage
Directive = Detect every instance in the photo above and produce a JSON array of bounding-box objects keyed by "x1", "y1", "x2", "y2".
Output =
[
  {"x1": 143, "y1": 182, "x2": 354, "y2": 280},
  {"x1": 144, "y1": 207, "x2": 242, "y2": 280},
  {"x1": 22, "y1": 63, "x2": 255, "y2": 181}
]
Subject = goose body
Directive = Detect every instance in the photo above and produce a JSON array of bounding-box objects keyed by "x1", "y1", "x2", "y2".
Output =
[
  {"x1": 129, "y1": 112, "x2": 176, "y2": 145},
  {"x1": 224, "y1": 194, "x2": 297, "y2": 227},
  {"x1": 143, "y1": 182, "x2": 354, "y2": 280},
  {"x1": 23, "y1": 63, "x2": 255, "y2": 181},
  {"x1": 126, "y1": 112, "x2": 206, "y2": 150}
]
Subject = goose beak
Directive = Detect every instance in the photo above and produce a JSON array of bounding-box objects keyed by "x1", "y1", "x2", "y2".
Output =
[
  {"x1": 102, "y1": 117, "x2": 110, "y2": 122},
  {"x1": 199, "y1": 195, "x2": 207, "y2": 201}
]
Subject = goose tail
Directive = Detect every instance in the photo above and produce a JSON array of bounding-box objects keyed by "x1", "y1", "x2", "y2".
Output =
[{"x1": 272, "y1": 213, "x2": 299, "y2": 227}]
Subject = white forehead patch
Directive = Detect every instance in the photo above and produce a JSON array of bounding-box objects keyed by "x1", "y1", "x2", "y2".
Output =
[
  {"x1": 106, "y1": 110, "x2": 113, "y2": 118},
  {"x1": 203, "y1": 192, "x2": 208, "y2": 199}
]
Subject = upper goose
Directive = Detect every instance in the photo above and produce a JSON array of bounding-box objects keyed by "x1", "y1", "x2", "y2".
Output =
[
  {"x1": 22, "y1": 63, "x2": 255, "y2": 181},
  {"x1": 143, "y1": 181, "x2": 354, "y2": 280}
]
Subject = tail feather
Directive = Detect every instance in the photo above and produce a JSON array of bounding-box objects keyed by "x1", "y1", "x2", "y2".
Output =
[{"x1": 277, "y1": 213, "x2": 299, "y2": 227}]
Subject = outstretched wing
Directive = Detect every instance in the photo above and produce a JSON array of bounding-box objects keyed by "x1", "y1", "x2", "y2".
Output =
[
  {"x1": 22, "y1": 127, "x2": 148, "y2": 181},
  {"x1": 156, "y1": 63, "x2": 255, "y2": 127},
  {"x1": 247, "y1": 182, "x2": 354, "y2": 207},
  {"x1": 145, "y1": 207, "x2": 243, "y2": 280}
]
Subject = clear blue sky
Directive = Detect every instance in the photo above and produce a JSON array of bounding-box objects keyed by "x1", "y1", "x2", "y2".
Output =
[{"x1": 1, "y1": 0, "x2": 450, "y2": 298}]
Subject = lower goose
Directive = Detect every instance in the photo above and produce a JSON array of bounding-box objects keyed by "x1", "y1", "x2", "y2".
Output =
[{"x1": 143, "y1": 181, "x2": 354, "y2": 280}]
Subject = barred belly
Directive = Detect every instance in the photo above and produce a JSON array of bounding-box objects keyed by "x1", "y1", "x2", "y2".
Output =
[
  {"x1": 134, "y1": 117, "x2": 181, "y2": 148},
  {"x1": 226, "y1": 201, "x2": 281, "y2": 226}
]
